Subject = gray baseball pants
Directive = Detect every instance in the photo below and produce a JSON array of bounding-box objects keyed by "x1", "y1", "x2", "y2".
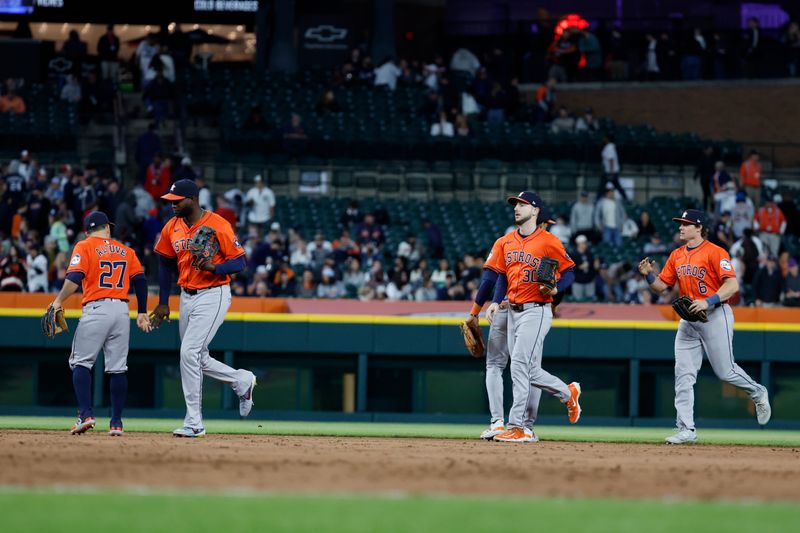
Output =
[
  {"x1": 179, "y1": 285, "x2": 254, "y2": 429},
  {"x1": 69, "y1": 299, "x2": 130, "y2": 373},
  {"x1": 486, "y1": 306, "x2": 541, "y2": 429},
  {"x1": 506, "y1": 303, "x2": 571, "y2": 429},
  {"x1": 674, "y1": 303, "x2": 766, "y2": 431}
]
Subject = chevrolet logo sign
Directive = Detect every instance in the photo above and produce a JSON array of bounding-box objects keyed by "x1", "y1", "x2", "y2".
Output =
[{"x1": 305, "y1": 25, "x2": 348, "y2": 43}]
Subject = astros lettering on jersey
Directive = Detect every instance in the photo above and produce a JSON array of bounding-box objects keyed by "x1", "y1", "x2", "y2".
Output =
[
  {"x1": 154, "y1": 210, "x2": 245, "y2": 289},
  {"x1": 66, "y1": 236, "x2": 144, "y2": 305},
  {"x1": 485, "y1": 229, "x2": 575, "y2": 303},
  {"x1": 659, "y1": 240, "x2": 735, "y2": 300}
]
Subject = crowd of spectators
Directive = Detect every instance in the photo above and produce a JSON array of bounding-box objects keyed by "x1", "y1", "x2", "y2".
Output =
[{"x1": 2, "y1": 145, "x2": 800, "y2": 308}]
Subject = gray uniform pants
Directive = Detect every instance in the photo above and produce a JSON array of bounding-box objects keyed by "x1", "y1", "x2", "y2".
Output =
[
  {"x1": 486, "y1": 307, "x2": 541, "y2": 428},
  {"x1": 674, "y1": 303, "x2": 766, "y2": 431},
  {"x1": 507, "y1": 304, "x2": 571, "y2": 428},
  {"x1": 69, "y1": 299, "x2": 130, "y2": 373},
  {"x1": 179, "y1": 285, "x2": 253, "y2": 429}
]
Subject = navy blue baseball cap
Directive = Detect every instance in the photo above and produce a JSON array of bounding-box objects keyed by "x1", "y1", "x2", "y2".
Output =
[
  {"x1": 507, "y1": 191, "x2": 542, "y2": 208},
  {"x1": 161, "y1": 179, "x2": 199, "y2": 201},
  {"x1": 672, "y1": 209, "x2": 709, "y2": 227},
  {"x1": 538, "y1": 205, "x2": 557, "y2": 225},
  {"x1": 84, "y1": 211, "x2": 111, "y2": 232}
]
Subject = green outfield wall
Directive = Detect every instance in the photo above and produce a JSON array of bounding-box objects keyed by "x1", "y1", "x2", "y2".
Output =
[{"x1": 1, "y1": 315, "x2": 798, "y2": 426}]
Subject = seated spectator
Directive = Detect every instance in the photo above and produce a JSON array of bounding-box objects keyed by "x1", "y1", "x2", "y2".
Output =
[
  {"x1": 317, "y1": 266, "x2": 345, "y2": 298},
  {"x1": 419, "y1": 91, "x2": 441, "y2": 120},
  {"x1": 290, "y1": 239, "x2": 311, "y2": 268},
  {"x1": 753, "y1": 256, "x2": 782, "y2": 307},
  {"x1": 244, "y1": 105, "x2": 270, "y2": 131},
  {"x1": 340, "y1": 200, "x2": 362, "y2": 227},
  {"x1": 550, "y1": 106, "x2": 575, "y2": 134},
  {"x1": 144, "y1": 153, "x2": 170, "y2": 200},
  {"x1": 25, "y1": 243, "x2": 48, "y2": 293},
  {"x1": 783, "y1": 258, "x2": 800, "y2": 306},
  {"x1": 454, "y1": 113, "x2": 470, "y2": 137},
  {"x1": 142, "y1": 70, "x2": 175, "y2": 125},
  {"x1": 214, "y1": 195, "x2": 238, "y2": 229},
  {"x1": 431, "y1": 258, "x2": 453, "y2": 289},
  {"x1": 252, "y1": 280, "x2": 271, "y2": 298},
  {"x1": 409, "y1": 258, "x2": 429, "y2": 288},
  {"x1": 731, "y1": 191, "x2": 755, "y2": 239},
  {"x1": 753, "y1": 195, "x2": 785, "y2": 259},
  {"x1": 342, "y1": 258, "x2": 367, "y2": 295},
  {"x1": 355, "y1": 213, "x2": 384, "y2": 246},
  {"x1": 574, "y1": 108, "x2": 599, "y2": 132},
  {"x1": 710, "y1": 211, "x2": 734, "y2": 249},
  {"x1": 331, "y1": 230, "x2": 360, "y2": 264},
  {"x1": 397, "y1": 233, "x2": 422, "y2": 262},
  {"x1": 571, "y1": 235, "x2": 596, "y2": 301},
  {"x1": 550, "y1": 215, "x2": 571, "y2": 245},
  {"x1": 0, "y1": 86, "x2": 25, "y2": 114},
  {"x1": 430, "y1": 111, "x2": 454, "y2": 137},
  {"x1": 636, "y1": 210, "x2": 657, "y2": 240},
  {"x1": 271, "y1": 262, "x2": 297, "y2": 297},
  {"x1": 374, "y1": 57, "x2": 401, "y2": 90},
  {"x1": 415, "y1": 275, "x2": 438, "y2": 301},
  {"x1": 570, "y1": 191, "x2": 596, "y2": 243},
  {"x1": 307, "y1": 231, "x2": 333, "y2": 269},
  {"x1": 386, "y1": 271, "x2": 412, "y2": 300},
  {"x1": 0, "y1": 245, "x2": 26, "y2": 291},
  {"x1": 173, "y1": 156, "x2": 198, "y2": 182},
  {"x1": 643, "y1": 233, "x2": 668, "y2": 255},
  {"x1": 422, "y1": 218, "x2": 443, "y2": 258},
  {"x1": 534, "y1": 77, "x2": 556, "y2": 120},
  {"x1": 296, "y1": 270, "x2": 317, "y2": 298},
  {"x1": 60, "y1": 74, "x2": 82, "y2": 104},
  {"x1": 282, "y1": 113, "x2": 309, "y2": 156},
  {"x1": 315, "y1": 90, "x2": 341, "y2": 115}
]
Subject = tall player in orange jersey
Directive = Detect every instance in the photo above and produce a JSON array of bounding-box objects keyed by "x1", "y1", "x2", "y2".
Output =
[
  {"x1": 483, "y1": 191, "x2": 582, "y2": 442},
  {"x1": 152, "y1": 179, "x2": 256, "y2": 438},
  {"x1": 51, "y1": 211, "x2": 152, "y2": 436},
  {"x1": 639, "y1": 208, "x2": 771, "y2": 444}
]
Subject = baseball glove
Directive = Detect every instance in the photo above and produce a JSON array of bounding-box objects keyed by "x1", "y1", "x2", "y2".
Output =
[
  {"x1": 459, "y1": 319, "x2": 485, "y2": 358},
  {"x1": 41, "y1": 304, "x2": 68, "y2": 339},
  {"x1": 671, "y1": 296, "x2": 708, "y2": 323},
  {"x1": 148, "y1": 304, "x2": 170, "y2": 329},
  {"x1": 536, "y1": 256, "x2": 559, "y2": 290},
  {"x1": 188, "y1": 225, "x2": 219, "y2": 268}
]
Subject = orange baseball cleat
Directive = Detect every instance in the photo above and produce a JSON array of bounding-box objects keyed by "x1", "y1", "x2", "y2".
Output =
[
  {"x1": 493, "y1": 426, "x2": 536, "y2": 443},
  {"x1": 566, "y1": 382, "x2": 582, "y2": 424}
]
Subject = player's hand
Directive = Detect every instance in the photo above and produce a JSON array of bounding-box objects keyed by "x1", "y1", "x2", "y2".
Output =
[
  {"x1": 485, "y1": 302, "x2": 500, "y2": 324},
  {"x1": 689, "y1": 299, "x2": 709, "y2": 314},
  {"x1": 149, "y1": 304, "x2": 170, "y2": 329},
  {"x1": 539, "y1": 284, "x2": 557, "y2": 296},
  {"x1": 196, "y1": 258, "x2": 216, "y2": 273},
  {"x1": 136, "y1": 313, "x2": 153, "y2": 333},
  {"x1": 465, "y1": 314, "x2": 479, "y2": 328},
  {"x1": 638, "y1": 257, "x2": 654, "y2": 276}
]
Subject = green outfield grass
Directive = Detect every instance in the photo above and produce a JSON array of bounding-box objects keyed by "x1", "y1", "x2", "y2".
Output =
[
  {"x1": 0, "y1": 488, "x2": 797, "y2": 533},
  {"x1": 2, "y1": 416, "x2": 800, "y2": 446}
]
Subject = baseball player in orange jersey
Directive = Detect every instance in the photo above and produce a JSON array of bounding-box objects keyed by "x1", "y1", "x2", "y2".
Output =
[
  {"x1": 153, "y1": 179, "x2": 256, "y2": 438},
  {"x1": 639, "y1": 208, "x2": 771, "y2": 444},
  {"x1": 483, "y1": 192, "x2": 581, "y2": 442},
  {"x1": 469, "y1": 205, "x2": 558, "y2": 441},
  {"x1": 50, "y1": 211, "x2": 152, "y2": 436}
]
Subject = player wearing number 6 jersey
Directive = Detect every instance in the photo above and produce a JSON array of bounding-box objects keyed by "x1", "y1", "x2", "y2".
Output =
[
  {"x1": 485, "y1": 192, "x2": 582, "y2": 443},
  {"x1": 52, "y1": 211, "x2": 152, "y2": 436},
  {"x1": 639, "y1": 208, "x2": 771, "y2": 444}
]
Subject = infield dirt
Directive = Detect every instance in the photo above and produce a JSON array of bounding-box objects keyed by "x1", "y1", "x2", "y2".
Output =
[{"x1": 2, "y1": 430, "x2": 798, "y2": 501}]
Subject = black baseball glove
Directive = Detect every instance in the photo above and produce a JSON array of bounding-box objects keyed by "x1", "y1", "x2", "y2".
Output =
[
  {"x1": 41, "y1": 304, "x2": 68, "y2": 339},
  {"x1": 188, "y1": 225, "x2": 219, "y2": 269},
  {"x1": 536, "y1": 256, "x2": 559, "y2": 290},
  {"x1": 671, "y1": 296, "x2": 708, "y2": 323}
]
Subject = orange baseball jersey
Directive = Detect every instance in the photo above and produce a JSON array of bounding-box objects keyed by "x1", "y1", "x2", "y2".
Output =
[
  {"x1": 659, "y1": 240, "x2": 735, "y2": 300},
  {"x1": 485, "y1": 228, "x2": 574, "y2": 304},
  {"x1": 154, "y1": 210, "x2": 245, "y2": 290},
  {"x1": 739, "y1": 160, "x2": 761, "y2": 187},
  {"x1": 66, "y1": 236, "x2": 144, "y2": 306}
]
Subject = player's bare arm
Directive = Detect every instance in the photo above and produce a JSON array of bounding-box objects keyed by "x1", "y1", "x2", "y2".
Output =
[
  {"x1": 639, "y1": 257, "x2": 669, "y2": 293},
  {"x1": 51, "y1": 278, "x2": 80, "y2": 309},
  {"x1": 688, "y1": 277, "x2": 739, "y2": 314}
]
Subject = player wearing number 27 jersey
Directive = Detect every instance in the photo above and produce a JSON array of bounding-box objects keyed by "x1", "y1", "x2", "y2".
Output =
[
  {"x1": 640, "y1": 208, "x2": 771, "y2": 444},
  {"x1": 53, "y1": 211, "x2": 152, "y2": 437}
]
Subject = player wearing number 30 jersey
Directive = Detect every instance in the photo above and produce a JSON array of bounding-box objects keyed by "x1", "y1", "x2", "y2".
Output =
[
  {"x1": 52, "y1": 211, "x2": 152, "y2": 436},
  {"x1": 640, "y1": 208, "x2": 771, "y2": 444}
]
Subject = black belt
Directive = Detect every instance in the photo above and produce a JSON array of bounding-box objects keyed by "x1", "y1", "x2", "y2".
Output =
[
  {"x1": 86, "y1": 298, "x2": 128, "y2": 305},
  {"x1": 182, "y1": 284, "x2": 225, "y2": 296},
  {"x1": 509, "y1": 302, "x2": 549, "y2": 312}
]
